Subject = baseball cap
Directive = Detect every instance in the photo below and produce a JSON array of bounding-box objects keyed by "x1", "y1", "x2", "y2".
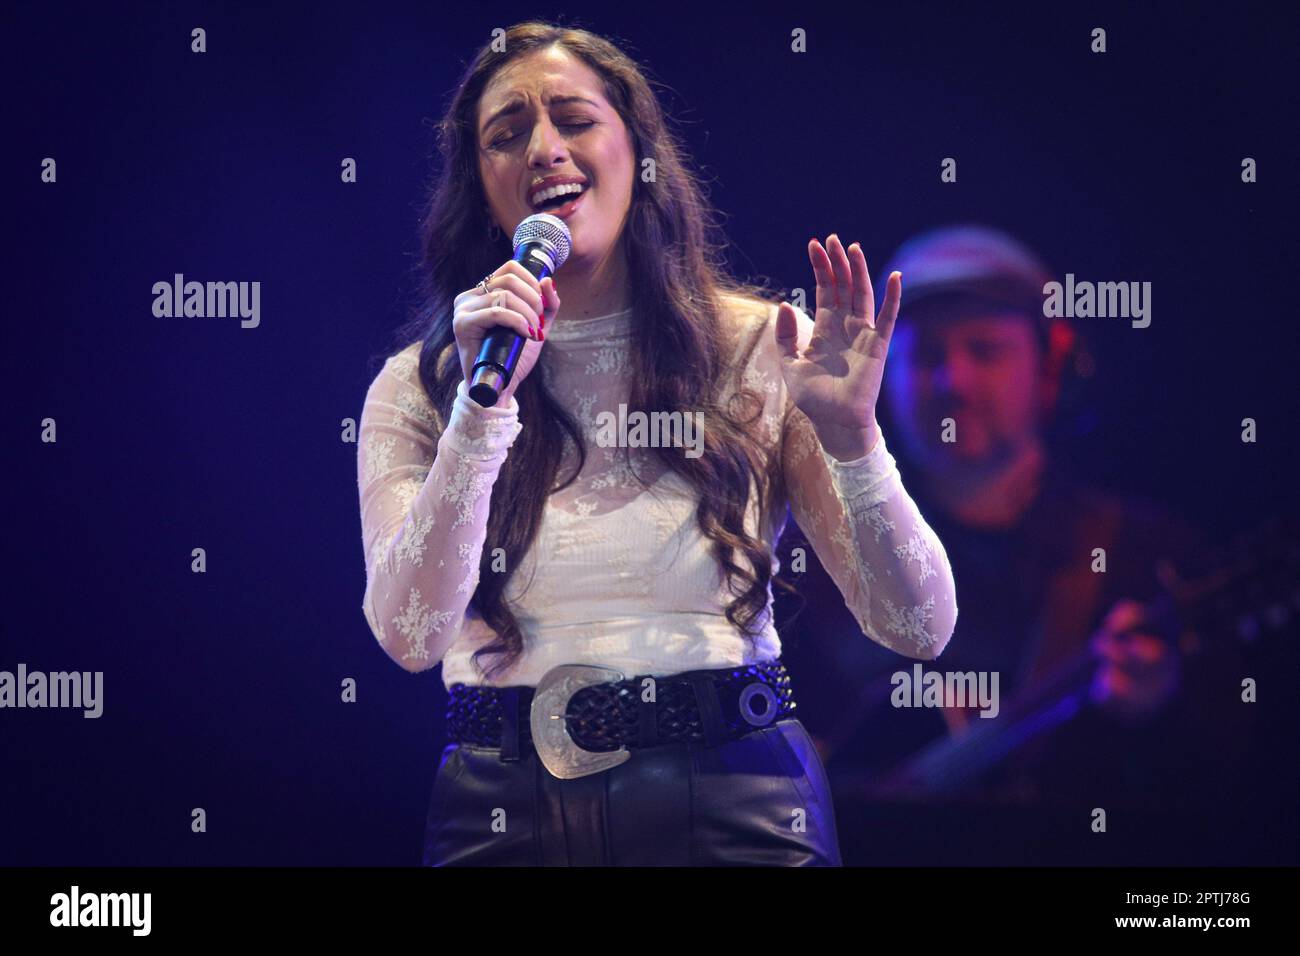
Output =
[{"x1": 882, "y1": 224, "x2": 1054, "y2": 335}]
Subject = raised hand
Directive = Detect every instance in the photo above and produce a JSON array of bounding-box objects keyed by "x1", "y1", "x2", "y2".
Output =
[{"x1": 774, "y1": 234, "x2": 902, "y2": 461}]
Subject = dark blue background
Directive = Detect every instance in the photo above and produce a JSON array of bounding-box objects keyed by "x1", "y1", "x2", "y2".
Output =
[{"x1": 5, "y1": 1, "x2": 1296, "y2": 864}]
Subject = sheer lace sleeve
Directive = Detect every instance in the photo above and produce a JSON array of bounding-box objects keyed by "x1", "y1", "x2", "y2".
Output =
[
  {"x1": 776, "y1": 308, "x2": 958, "y2": 659},
  {"x1": 357, "y1": 346, "x2": 522, "y2": 673}
]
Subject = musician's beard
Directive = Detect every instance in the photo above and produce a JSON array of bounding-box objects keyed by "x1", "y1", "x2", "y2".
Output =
[
  {"x1": 932, "y1": 433, "x2": 1029, "y2": 479},
  {"x1": 910, "y1": 431, "x2": 1046, "y2": 528},
  {"x1": 899, "y1": 395, "x2": 1039, "y2": 475},
  {"x1": 897, "y1": 414, "x2": 1025, "y2": 477}
]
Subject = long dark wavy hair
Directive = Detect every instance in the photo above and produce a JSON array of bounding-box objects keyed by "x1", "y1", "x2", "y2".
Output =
[{"x1": 386, "y1": 20, "x2": 800, "y2": 681}]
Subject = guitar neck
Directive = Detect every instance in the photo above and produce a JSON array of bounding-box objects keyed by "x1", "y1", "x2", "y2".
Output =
[
  {"x1": 877, "y1": 647, "x2": 1099, "y2": 794},
  {"x1": 868, "y1": 516, "x2": 1299, "y2": 796}
]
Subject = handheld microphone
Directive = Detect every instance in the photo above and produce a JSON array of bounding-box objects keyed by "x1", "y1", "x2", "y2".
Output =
[{"x1": 468, "y1": 213, "x2": 572, "y2": 407}]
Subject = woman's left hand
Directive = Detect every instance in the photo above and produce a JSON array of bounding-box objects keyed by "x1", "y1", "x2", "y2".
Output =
[{"x1": 774, "y1": 234, "x2": 902, "y2": 461}]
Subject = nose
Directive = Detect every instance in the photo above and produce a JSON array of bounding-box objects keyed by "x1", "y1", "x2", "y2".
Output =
[
  {"x1": 526, "y1": 116, "x2": 570, "y2": 170},
  {"x1": 932, "y1": 351, "x2": 980, "y2": 400}
]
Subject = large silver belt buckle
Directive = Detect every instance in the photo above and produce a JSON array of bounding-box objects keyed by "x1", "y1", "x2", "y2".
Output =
[{"x1": 530, "y1": 664, "x2": 632, "y2": 780}]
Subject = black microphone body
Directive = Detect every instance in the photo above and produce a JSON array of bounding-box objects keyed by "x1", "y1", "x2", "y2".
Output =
[{"x1": 469, "y1": 213, "x2": 571, "y2": 407}]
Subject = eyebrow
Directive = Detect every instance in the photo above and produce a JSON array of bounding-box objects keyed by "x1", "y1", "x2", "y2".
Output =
[{"x1": 479, "y1": 95, "x2": 602, "y2": 135}]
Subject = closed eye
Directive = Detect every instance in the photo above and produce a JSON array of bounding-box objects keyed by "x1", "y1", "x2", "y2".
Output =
[{"x1": 488, "y1": 122, "x2": 594, "y2": 150}]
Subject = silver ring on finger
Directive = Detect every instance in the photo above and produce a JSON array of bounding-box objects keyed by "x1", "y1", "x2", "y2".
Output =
[{"x1": 476, "y1": 271, "x2": 496, "y2": 296}]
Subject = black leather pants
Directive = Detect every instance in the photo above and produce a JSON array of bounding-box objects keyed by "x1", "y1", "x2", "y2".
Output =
[{"x1": 422, "y1": 717, "x2": 842, "y2": 866}]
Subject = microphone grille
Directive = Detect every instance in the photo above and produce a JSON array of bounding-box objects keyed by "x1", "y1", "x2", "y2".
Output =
[{"x1": 512, "y1": 213, "x2": 572, "y2": 270}]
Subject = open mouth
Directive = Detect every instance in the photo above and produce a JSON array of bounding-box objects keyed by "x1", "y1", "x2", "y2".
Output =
[
  {"x1": 538, "y1": 191, "x2": 585, "y2": 218},
  {"x1": 530, "y1": 183, "x2": 589, "y2": 217}
]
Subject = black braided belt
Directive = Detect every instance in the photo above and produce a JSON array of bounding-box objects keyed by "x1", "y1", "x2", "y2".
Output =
[{"x1": 446, "y1": 659, "x2": 797, "y2": 753}]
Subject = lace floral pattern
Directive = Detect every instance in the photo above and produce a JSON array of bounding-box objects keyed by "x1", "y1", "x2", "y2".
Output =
[
  {"x1": 357, "y1": 359, "x2": 520, "y2": 670},
  {"x1": 356, "y1": 296, "x2": 957, "y2": 683}
]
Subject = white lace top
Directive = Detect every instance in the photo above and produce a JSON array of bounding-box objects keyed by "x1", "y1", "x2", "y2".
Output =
[{"x1": 356, "y1": 295, "x2": 957, "y2": 689}]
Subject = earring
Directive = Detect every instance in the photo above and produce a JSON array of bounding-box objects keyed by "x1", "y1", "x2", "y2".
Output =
[{"x1": 486, "y1": 218, "x2": 503, "y2": 242}]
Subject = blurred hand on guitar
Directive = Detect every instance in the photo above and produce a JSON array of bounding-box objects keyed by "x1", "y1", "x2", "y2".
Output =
[{"x1": 1088, "y1": 599, "x2": 1181, "y2": 722}]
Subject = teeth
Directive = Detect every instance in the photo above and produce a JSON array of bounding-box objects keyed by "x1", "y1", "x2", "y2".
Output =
[{"x1": 530, "y1": 182, "x2": 586, "y2": 207}]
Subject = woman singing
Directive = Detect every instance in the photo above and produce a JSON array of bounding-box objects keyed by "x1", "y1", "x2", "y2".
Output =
[{"x1": 357, "y1": 21, "x2": 957, "y2": 866}]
